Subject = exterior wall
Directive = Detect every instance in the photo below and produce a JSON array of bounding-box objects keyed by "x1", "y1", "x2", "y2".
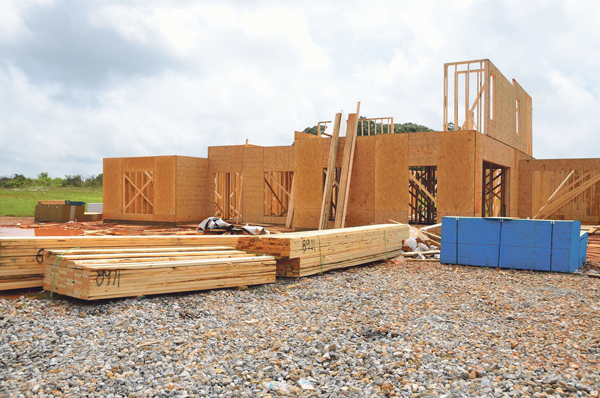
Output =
[
  {"x1": 292, "y1": 130, "x2": 515, "y2": 229},
  {"x1": 103, "y1": 155, "x2": 211, "y2": 223},
  {"x1": 519, "y1": 158, "x2": 600, "y2": 223},
  {"x1": 437, "y1": 131, "x2": 477, "y2": 218},
  {"x1": 486, "y1": 61, "x2": 532, "y2": 156},
  {"x1": 175, "y1": 156, "x2": 212, "y2": 222},
  {"x1": 103, "y1": 132, "x2": 533, "y2": 227}
]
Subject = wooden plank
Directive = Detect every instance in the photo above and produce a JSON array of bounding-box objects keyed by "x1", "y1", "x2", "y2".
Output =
[
  {"x1": 285, "y1": 176, "x2": 295, "y2": 229},
  {"x1": 318, "y1": 112, "x2": 343, "y2": 230},
  {"x1": 1, "y1": 235, "x2": 240, "y2": 290},
  {"x1": 238, "y1": 223, "x2": 409, "y2": 277},
  {"x1": 334, "y1": 102, "x2": 361, "y2": 229}
]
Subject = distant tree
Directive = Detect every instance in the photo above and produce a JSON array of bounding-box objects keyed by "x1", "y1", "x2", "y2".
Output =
[
  {"x1": 303, "y1": 117, "x2": 435, "y2": 137},
  {"x1": 302, "y1": 126, "x2": 320, "y2": 136},
  {"x1": 64, "y1": 175, "x2": 83, "y2": 187},
  {"x1": 393, "y1": 122, "x2": 435, "y2": 133},
  {"x1": 0, "y1": 174, "x2": 31, "y2": 188}
]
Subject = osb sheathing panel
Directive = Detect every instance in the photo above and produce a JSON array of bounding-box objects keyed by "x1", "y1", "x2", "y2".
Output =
[
  {"x1": 154, "y1": 157, "x2": 177, "y2": 222},
  {"x1": 102, "y1": 158, "x2": 122, "y2": 220},
  {"x1": 241, "y1": 146, "x2": 264, "y2": 221},
  {"x1": 120, "y1": 156, "x2": 155, "y2": 172},
  {"x1": 407, "y1": 132, "x2": 440, "y2": 166},
  {"x1": 519, "y1": 158, "x2": 600, "y2": 222},
  {"x1": 175, "y1": 156, "x2": 211, "y2": 222},
  {"x1": 486, "y1": 62, "x2": 532, "y2": 156},
  {"x1": 513, "y1": 79, "x2": 532, "y2": 156},
  {"x1": 374, "y1": 134, "x2": 408, "y2": 224},
  {"x1": 208, "y1": 146, "x2": 244, "y2": 174},
  {"x1": 437, "y1": 131, "x2": 477, "y2": 218},
  {"x1": 345, "y1": 136, "x2": 375, "y2": 226},
  {"x1": 293, "y1": 133, "x2": 323, "y2": 228}
]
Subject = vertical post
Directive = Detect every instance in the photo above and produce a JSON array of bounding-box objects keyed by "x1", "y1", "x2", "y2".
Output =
[{"x1": 454, "y1": 65, "x2": 459, "y2": 130}]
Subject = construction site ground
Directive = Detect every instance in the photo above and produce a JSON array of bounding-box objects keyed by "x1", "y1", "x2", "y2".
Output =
[
  {"x1": 1, "y1": 260, "x2": 599, "y2": 396},
  {"x1": 1, "y1": 217, "x2": 599, "y2": 396}
]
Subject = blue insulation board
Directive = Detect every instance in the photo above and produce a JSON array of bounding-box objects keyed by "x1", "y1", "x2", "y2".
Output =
[{"x1": 440, "y1": 217, "x2": 585, "y2": 272}]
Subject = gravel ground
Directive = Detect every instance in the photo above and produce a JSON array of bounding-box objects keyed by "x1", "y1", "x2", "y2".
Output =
[{"x1": 1, "y1": 260, "x2": 599, "y2": 398}]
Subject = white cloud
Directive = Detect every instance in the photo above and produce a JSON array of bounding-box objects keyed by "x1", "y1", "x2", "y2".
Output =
[{"x1": 2, "y1": 0, "x2": 600, "y2": 178}]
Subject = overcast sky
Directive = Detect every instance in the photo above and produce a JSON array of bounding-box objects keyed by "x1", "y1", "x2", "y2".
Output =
[{"x1": 1, "y1": 0, "x2": 599, "y2": 178}]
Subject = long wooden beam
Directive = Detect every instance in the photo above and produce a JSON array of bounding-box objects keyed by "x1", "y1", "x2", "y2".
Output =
[
  {"x1": 318, "y1": 112, "x2": 342, "y2": 230},
  {"x1": 334, "y1": 102, "x2": 361, "y2": 229}
]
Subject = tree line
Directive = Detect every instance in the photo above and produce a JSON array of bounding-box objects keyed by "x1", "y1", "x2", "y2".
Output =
[
  {"x1": 302, "y1": 118, "x2": 436, "y2": 136},
  {"x1": 0, "y1": 173, "x2": 103, "y2": 189}
]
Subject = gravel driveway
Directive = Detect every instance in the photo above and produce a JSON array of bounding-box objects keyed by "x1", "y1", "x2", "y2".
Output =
[{"x1": 1, "y1": 261, "x2": 599, "y2": 397}]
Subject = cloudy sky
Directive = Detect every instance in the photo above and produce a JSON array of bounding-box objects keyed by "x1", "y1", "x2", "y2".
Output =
[{"x1": 1, "y1": 0, "x2": 599, "y2": 178}]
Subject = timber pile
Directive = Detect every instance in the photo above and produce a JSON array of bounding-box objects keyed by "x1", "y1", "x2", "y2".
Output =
[
  {"x1": 43, "y1": 247, "x2": 276, "y2": 300},
  {"x1": 237, "y1": 224, "x2": 410, "y2": 277},
  {"x1": 0, "y1": 235, "x2": 239, "y2": 290}
]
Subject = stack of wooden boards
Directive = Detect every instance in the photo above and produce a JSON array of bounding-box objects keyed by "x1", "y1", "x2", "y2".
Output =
[
  {"x1": 237, "y1": 223, "x2": 410, "y2": 277},
  {"x1": 0, "y1": 235, "x2": 240, "y2": 291},
  {"x1": 43, "y1": 246, "x2": 275, "y2": 300}
]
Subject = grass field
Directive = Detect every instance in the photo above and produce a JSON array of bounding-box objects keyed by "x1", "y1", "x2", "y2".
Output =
[{"x1": 0, "y1": 187, "x2": 103, "y2": 217}]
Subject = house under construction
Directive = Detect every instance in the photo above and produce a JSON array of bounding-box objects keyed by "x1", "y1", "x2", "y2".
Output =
[{"x1": 103, "y1": 59, "x2": 600, "y2": 228}]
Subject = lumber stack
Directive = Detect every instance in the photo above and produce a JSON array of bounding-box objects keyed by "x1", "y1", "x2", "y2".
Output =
[
  {"x1": 0, "y1": 235, "x2": 240, "y2": 290},
  {"x1": 237, "y1": 223, "x2": 410, "y2": 277},
  {"x1": 43, "y1": 247, "x2": 276, "y2": 300}
]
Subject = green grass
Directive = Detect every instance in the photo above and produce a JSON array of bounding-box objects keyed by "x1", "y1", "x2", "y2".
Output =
[{"x1": 0, "y1": 187, "x2": 103, "y2": 217}]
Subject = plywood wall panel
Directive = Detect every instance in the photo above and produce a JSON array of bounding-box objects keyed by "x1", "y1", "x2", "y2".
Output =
[
  {"x1": 346, "y1": 137, "x2": 375, "y2": 226},
  {"x1": 374, "y1": 134, "x2": 408, "y2": 223},
  {"x1": 408, "y1": 133, "x2": 439, "y2": 166},
  {"x1": 103, "y1": 158, "x2": 122, "y2": 219},
  {"x1": 175, "y1": 156, "x2": 211, "y2": 222},
  {"x1": 485, "y1": 61, "x2": 532, "y2": 156},
  {"x1": 292, "y1": 133, "x2": 323, "y2": 229},
  {"x1": 153, "y1": 157, "x2": 177, "y2": 222},
  {"x1": 437, "y1": 131, "x2": 477, "y2": 218}
]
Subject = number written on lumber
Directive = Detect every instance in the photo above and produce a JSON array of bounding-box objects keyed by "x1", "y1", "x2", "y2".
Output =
[
  {"x1": 302, "y1": 239, "x2": 316, "y2": 252},
  {"x1": 95, "y1": 270, "x2": 120, "y2": 288}
]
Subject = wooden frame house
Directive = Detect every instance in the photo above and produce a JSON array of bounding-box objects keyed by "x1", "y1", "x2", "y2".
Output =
[{"x1": 103, "y1": 59, "x2": 600, "y2": 227}]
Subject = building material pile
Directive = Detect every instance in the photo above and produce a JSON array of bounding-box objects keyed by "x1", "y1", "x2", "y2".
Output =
[
  {"x1": 237, "y1": 223, "x2": 410, "y2": 277},
  {"x1": 0, "y1": 235, "x2": 239, "y2": 290},
  {"x1": 43, "y1": 247, "x2": 275, "y2": 300},
  {"x1": 34, "y1": 200, "x2": 85, "y2": 223}
]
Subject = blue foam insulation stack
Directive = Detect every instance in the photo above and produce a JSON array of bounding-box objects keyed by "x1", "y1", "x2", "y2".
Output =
[{"x1": 440, "y1": 217, "x2": 587, "y2": 272}]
